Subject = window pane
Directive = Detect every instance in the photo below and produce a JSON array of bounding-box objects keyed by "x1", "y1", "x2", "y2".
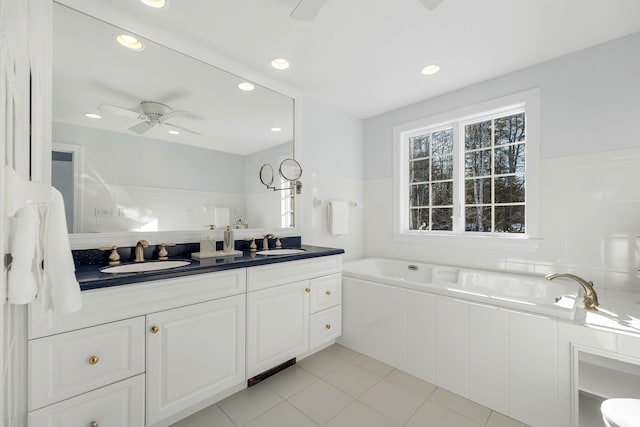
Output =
[
  {"x1": 410, "y1": 159, "x2": 430, "y2": 182},
  {"x1": 495, "y1": 113, "x2": 525, "y2": 145},
  {"x1": 495, "y1": 205, "x2": 525, "y2": 233},
  {"x1": 409, "y1": 184, "x2": 429, "y2": 207},
  {"x1": 465, "y1": 206, "x2": 492, "y2": 232},
  {"x1": 432, "y1": 129, "x2": 453, "y2": 156},
  {"x1": 495, "y1": 144, "x2": 525, "y2": 175},
  {"x1": 431, "y1": 155, "x2": 453, "y2": 181},
  {"x1": 432, "y1": 208, "x2": 453, "y2": 231},
  {"x1": 495, "y1": 175, "x2": 525, "y2": 203},
  {"x1": 465, "y1": 120, "x2": 491, "y2": 150},
  {"x1": 465, "y1": 149, "x2": 491, "y2": 177},
  {"x1": 409, "y1": 208, "x2": 429, "y2": 230},
  {"x1": 410, "y1": 135, "x2": 430, "y2": 159},
  {"x1": 465, "y1": 178, "x2": 491, "y2": 205},
  {"x1": 432, "y1": 181, "x2": 453, "y2": 206}
]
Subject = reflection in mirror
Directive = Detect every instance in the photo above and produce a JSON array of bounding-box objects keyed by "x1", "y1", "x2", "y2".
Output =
[{"x1": 52, "y1": 3, "x2": 295, "y2": 235}]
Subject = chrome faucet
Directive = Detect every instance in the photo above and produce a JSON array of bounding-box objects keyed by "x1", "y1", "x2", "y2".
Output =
[
  {"x1": 134, "y1": 240, "x2": 149, "y2": 262},
  {"x1": 262, "y1": 234, "x2": 277, "y2": 251},
  {"x1": 545, "y1": 273, "x2": 599, "y2": 311}
]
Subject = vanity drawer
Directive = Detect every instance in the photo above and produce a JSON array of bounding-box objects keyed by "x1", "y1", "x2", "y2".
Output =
[
  {"x1": 247, "y1": 255, "x2": 342, "y2": 292},
  {"x1": 29, "y1": 317, "x2": 145, "y2": 410},
  {"x1": 28, "y1": 374, "x2": 145, "y2": 427},
  {"x1": 309, "y1": 274, "x2": 342, "y2": 314},
  {"x1": 309, "y1": 305, "x2": 342, "y2": 349}
]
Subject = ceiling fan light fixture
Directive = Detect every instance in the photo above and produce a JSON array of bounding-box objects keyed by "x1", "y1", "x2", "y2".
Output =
[
  {"x1": 238, "y1": 82, "x2": 255, "y2": 91},
  {"x1": 421, "y1": 64, "x2": 441, "y2": 75},
  {"x1": 139, "y1": 0, "x2": 166, "y2": 8},
  {"x1": 271, "y1": 58, "x2": 290, "y2": 70},
  {"x1": 115, "y1": 34, "x2": 144, "y2": 51},
  {"x1": 84, "y1": 113, "x2": 102, "y2": 119}
]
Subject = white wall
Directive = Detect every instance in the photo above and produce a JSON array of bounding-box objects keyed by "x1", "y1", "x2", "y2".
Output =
[
  {"x1": 298, "y1": 97, "x2": 365, "y2": 261},
  {"x1": 363, "y1": 32, "x2": 640, "y2": 291}
]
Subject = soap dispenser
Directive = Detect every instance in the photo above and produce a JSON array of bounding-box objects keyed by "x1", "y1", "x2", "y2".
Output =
[{"x1": 223, "y1": 226, "x2": 234, "y2": 252}]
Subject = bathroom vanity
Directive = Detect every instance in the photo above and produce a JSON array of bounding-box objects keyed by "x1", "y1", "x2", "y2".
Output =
[{"x1": 26, "y1": 248, "x2": 343, "y2": 427}]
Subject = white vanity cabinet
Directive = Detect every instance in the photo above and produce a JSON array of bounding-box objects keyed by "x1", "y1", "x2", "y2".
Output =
[
  {"x1": 246, "y1": 255, "x2": 342, "y2": 378},
  {"x1": 27, "y1": 269, "x2": 247, "y2": 427}
]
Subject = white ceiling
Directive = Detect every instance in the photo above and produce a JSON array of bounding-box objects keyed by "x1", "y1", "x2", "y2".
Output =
[{"x1": 57, "y1": 0, "x2": 640, "y2": 120}]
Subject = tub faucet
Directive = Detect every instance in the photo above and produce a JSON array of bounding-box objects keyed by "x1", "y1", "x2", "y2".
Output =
[
  {"x1": 545, "y1": 273, "x2": 599, "y2": 311},
  {"x1": 134, "y1": 240, "x2": 149, "y2": 262},
  {"x1": 262, "y1": 234, "x2": 277, "y2": 251}
]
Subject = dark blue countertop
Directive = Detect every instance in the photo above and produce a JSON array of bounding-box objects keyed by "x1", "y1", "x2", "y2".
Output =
[{"x1": 76, "y1": 245, "x2": 344, "y2": 291}]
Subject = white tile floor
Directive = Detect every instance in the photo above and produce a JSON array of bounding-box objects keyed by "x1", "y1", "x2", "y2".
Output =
[{"x1": 171, "y1": 344, "x2": 530, "y2": 427}]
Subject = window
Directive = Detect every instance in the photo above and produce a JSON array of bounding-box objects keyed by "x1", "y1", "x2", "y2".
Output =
[{"x1": 393, "y1": 90, "x2": 539, "y2": 244}]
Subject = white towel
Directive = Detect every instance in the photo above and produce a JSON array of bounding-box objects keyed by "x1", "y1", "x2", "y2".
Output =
[
  {"x1": 7, "y1": 188, "x2": 82, "y2": 316},
  {"x1": 327, "y1": 200, "x2": 349, "y2": 235},
  {"x1": 7, "y1": 204, "x2": 39, "y2": 304}
]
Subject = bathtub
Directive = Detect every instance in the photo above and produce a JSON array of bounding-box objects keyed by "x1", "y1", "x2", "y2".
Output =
[{"x1": 342, "y1": 258, "x2": 580, "y2": 320}]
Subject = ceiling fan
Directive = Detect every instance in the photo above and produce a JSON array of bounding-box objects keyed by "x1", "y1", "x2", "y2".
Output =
[
  {"x1": 290, "y1": 0, "x2": 445, "y2": 21},
  {"x1": 98, "y1": 101, "x2": 201, "y2": 135}
]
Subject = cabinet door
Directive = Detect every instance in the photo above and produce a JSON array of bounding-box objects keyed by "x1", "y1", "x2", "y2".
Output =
[
  {"x1": 435, "y1": 296, "x2": 469, "y2": 397},
  {"x1": 247, "y1": 281, "x2": 310, "y2": 378},
  {"x1": 146, "y1": 294, "x2": 245, "y2": 426},
  {"x1": 508, "y1": 311, "x2": 557, "y2": 427}
]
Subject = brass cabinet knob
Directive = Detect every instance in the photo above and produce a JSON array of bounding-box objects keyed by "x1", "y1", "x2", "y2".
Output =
[
  {"x1": 89, "y1": 422, "x2": 99, "y2": 427},
  {"x1": 325, "y1": 290, "x2": 331, "y2": 296},
  {"x1": 305, "y1": 288, "x2": 310, "y2": 293},
  {"x1": 88, "y1": 356, "x2": 100, "y2": 365},
  {"x1": 150, "y1": 326, "x2": 160, "y2": 333},
  {"x1": 325, "y1": 324, "x2": 331, "y2": 330}
]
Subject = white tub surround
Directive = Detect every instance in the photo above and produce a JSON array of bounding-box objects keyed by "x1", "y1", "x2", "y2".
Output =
[
  {"x1": 340, "y1": 257, "x2": 640, "y2": 427},
  {"x1": 343, "y1": 258, "x2": 579, "y2": 320}
]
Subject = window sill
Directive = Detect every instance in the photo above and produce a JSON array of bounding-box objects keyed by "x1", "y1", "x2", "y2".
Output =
[{"x1": 392, "y1": 232, "x2": 541, "y2": 251}]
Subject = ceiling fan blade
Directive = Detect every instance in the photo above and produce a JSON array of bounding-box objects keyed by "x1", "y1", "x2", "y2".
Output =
[
  {"x1": 419, "y1": 0, "x2": 445, "y2": 11},
  {"x1": 99, "y1": 103, "x2": 140, "y2": 119},
  {"x1": 164, "y1": 122, "x2": 201, "y2": 136},
  {"x1": 290, "y1": 0, "x2": 328, "y2": 21},
  {"x1": 129, "y1": 121, "x2": 155, "y2": 134}
]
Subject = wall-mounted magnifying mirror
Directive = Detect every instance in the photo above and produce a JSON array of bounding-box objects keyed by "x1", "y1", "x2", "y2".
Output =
[
  {"x1": 259, "y1": 164, "x2": 274, "y2": 187},
  {"x1": 279, "y1": 158, "x2": 302, "y2": 181},
  {"x1": 260, "y1": 158, "x2": 303, "y2": 194}
]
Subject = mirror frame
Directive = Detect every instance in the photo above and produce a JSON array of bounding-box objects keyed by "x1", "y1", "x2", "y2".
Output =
[{"x1": 32, "y1": 0, "x2": 304, "y2": 249}]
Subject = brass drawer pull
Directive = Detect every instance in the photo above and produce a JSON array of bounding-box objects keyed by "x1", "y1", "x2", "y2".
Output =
[
  {"x1": 325, "y1": 324, "x2": 331, "y2": 330},
  {"x1": 325, "y1": 290, "x2": 331, "y2": 296},
  {"x1": 305, "y1": 288, "x2": 310, "y2": 293},
  {"x1": 89, "y1": 422, "x2": 99, "y2": 427},
  {"x1": 150, "y1": 326, "x2": 160, "y2": 334},
  {"x1": 88, "y1": 356, "x2": 100, "y2": 365}
]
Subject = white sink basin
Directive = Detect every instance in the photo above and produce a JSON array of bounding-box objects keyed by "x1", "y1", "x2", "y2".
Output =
[
  {"x1": 255, "y1": 249, "x2": 306, "y2": 256},
  {"x1": 101, "y1": 260, "x2": 191, "y2": 274}
]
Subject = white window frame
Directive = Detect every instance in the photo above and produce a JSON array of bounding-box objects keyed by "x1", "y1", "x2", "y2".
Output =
[{"x1": 392, "y1": 89, "x2": 540, "y2": 249}]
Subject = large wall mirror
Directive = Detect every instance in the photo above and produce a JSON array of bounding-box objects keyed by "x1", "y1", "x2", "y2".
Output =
[{"x1": 51, "y1": 3, "x2": 296, "y2": 242}]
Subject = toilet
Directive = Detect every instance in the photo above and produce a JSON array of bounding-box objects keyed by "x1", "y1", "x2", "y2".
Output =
[{"x1": 601, "y1": 398, "x2": 640, "y2": 427}]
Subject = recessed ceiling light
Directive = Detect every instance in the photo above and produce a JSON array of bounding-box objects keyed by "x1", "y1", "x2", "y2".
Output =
[
  {"x1": 84, "y1": 113, "x2": 102, "y2": 119},
  {"x1": 421, "y1": 64, "x2": 441, "y2": 75},
  {"x1": 271, "y1": 127, "x2": 282, "y2": 132},
  {"x1": 271, "y1": 58, "x2": 290, "y2": 70},
  {"x1": 139, "y1": 0, "x2": 166, "y2": 8},
  {"x1": 238, "y1": 82, "x2": 255, "y2": 91},
  {"x1": 116, "y1": 34, "x2": 144, "y2": 51},
  {"x1": 168, "y1": 130, "x2": 180, "y2": 135}
]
